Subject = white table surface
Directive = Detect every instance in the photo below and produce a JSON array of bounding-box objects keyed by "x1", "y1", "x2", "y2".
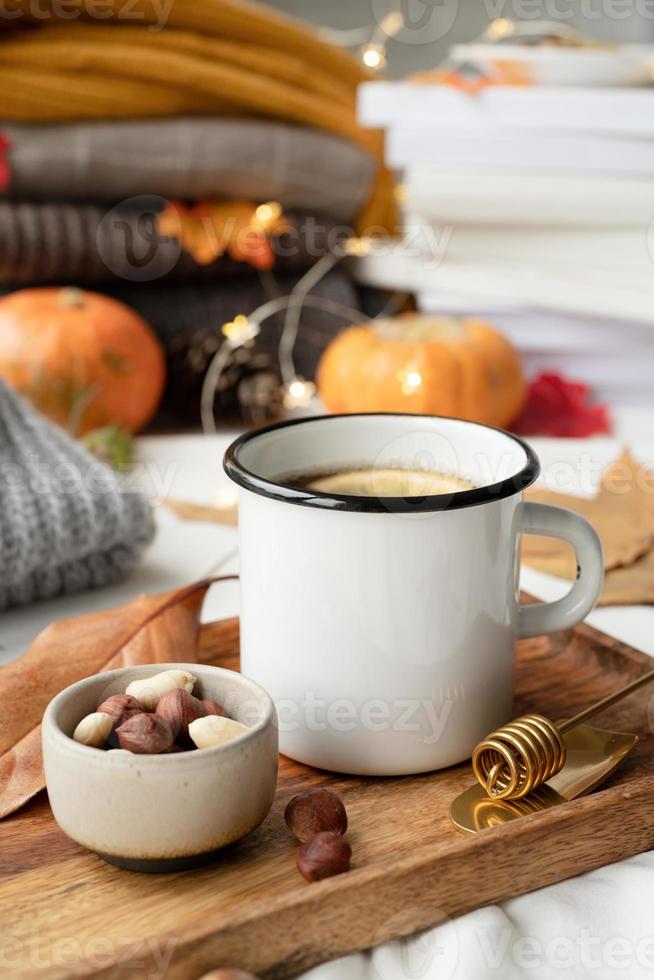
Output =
[{"x1": 3, "y1": 408, "x2": 654, "y2": 979}]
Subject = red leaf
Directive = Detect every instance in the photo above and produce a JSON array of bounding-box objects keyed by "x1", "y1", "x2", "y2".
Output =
[
  {"x1": 512, "y1": 372, "x2": 612, "y2": 438},
  {"x1": 0, "y1": 130, "x2": 11, "y2": 191}
]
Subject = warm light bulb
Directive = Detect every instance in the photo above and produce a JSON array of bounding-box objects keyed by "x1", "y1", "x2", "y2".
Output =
[
  {"x1": 380, "y1": 10, "x2": 403, "y2": 38},
  {"x1": 255, "y1": 201, "x2": 282, "y2": 226},
  {"x1": 487, "y1": 17, "x2": 514, "y2": 40},
  {"x1": 398, "y1": 367, "x2": 423, "y2": 395},
  {"x1": 361, "y1": 43, "x2": 385, "y2": 70},
  {"x1": 283, "y1": 378, "x2": 317, "y2": 409},
  {"x1": 221, "y1": 315, "x2": 260, "y2": 346},
  {"x1": 343, "y1": 236, "x2": 372, "y2": 257}
]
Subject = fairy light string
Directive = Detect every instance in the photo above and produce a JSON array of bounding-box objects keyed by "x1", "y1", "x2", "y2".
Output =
[
  {"x1": 200, "y1": 292, "x2": 373, "y2": 434},
  {"x1": 278, "y1": 251, "x2": 343, "y2": 391},
  {"x1": 307, "y1": 9, "x2": 404, "y2": 71},
  {"x1": 198, "y1": 218, "x2": 412, "y2": 431}
]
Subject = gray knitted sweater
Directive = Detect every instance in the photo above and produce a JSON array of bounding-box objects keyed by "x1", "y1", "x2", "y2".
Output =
[{"x1": 0, "y1": 380, "x2": 155, "y2": 611}]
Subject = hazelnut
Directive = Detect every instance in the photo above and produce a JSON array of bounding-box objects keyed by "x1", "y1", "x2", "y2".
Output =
[
  {"x1": 284, "y1": 789, "x2": 348, "y2": 842},
  {"x1": 97, "y1": 694, "x2": 142, "y2": 729},
  {"x1": 126, "y1": 669, "x2": 196, "y2": 711},
  {"x1": 156, "y1": 689, "x2": 206, "y2": 742},
  {"x1": 196, "y1": 971, "x2": 260, "y2": 980},
  {"x1": 72, "y1": 712, "x2": 113, "y2": 748},
  {"x1": 116, "y1": 712, "x2": 174, "y2": 754},
  {"x1": 296, "y1": 832, "x2": 352, "y2": 882},
  {"x1": 200, "y1": 698, "x2": 226, "y2": 718},
  {"x1": 188, "y1": 715, "x2": 248, "y2": 750}
]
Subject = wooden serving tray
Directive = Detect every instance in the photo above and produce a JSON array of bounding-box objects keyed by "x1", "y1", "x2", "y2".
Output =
[{"x1": 2, "y1": 617, "x2": 654, "y2": 979}]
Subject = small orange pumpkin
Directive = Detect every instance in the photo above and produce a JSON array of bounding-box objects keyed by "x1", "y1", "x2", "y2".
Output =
[
  {"x1": 317, "y1": 314, "x2": 526, "y2": 428},
  {"x1": 0, "y1": 287, "x2": 166, "y2": 434}
]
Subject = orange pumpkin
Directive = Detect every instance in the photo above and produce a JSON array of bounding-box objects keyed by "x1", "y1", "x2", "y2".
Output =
[
  {"x1": 0, "y1": 287, "x2": 166, "y2": 434},
  {"x1": 317, "y1": 314, "x2": 526, "y2": 428}
]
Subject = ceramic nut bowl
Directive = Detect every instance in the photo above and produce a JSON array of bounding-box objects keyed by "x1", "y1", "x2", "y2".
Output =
[{"x1": 42, "y1": 663, "x2": 279, "y2": 873}]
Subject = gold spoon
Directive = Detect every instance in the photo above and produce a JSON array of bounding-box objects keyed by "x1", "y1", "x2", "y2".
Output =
[
  {"x1": 472, "y1": 667, "x2": 654, "y2": 801},
  {"x1": 451, "y1": 721, "x2": 638, "y2": 834}
]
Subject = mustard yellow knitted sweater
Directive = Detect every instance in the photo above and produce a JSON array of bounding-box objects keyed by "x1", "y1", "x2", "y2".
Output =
[{"x1": 0, "y1": 0, "x2": 395, "y2": 231}]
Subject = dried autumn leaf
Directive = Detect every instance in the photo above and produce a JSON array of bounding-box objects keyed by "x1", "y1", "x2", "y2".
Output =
[
  {"x1": 0, "y1": 729, "x2": 43, "y2": 823},
  {"x1": 601, "y1": 552, "x2": 654, "y2": 607},
  {"x1": 158, "y1": 496, "x2": 238, "y2": 528},
  {"x1": 158, "y1": 199, "x2": 290, "y2": 269},
  {"x1": 0, "y1": 577, "x2": 232, "y2": 819},
  {"x1": 523, "y1": 451, "x2": 654, "y2": 581},
  {"x1": 600, "y1": 449, "x2": 654, "y2": 528}
]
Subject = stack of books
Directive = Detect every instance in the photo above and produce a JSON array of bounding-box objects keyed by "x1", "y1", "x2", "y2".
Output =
[{"x1": 356, "y1": 81, "x2": 654, "y2": 407}]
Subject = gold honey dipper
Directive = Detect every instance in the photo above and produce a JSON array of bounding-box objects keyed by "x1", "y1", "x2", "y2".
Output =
[{"x1": 472, "y1": 667, "x2": 654, "y2": 801}]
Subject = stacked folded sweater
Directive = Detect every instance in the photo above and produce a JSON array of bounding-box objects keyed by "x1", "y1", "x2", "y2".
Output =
[
  {"x1": 0, "y1": 198, "x2": 352, "y2": 284},
  {"x1": 0, "y1": 0, "x2": 395, "y2": 425}
]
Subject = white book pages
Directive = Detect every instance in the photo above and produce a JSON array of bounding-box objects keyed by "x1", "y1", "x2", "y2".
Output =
[
  {"x1": 358, "y1": 82, "x2": 654, "y2": 136},
  {"x1": 413, "y1": 289, "x2": 526, "y2": 314},
  {"x1": 351, "y1": 249, "x2": 654, "y2": 324},
  {"x1": 401, "y1": 218, "x2": 653, "y2": 273},
  {"x1": 518, "y1": 350, "x2": 654, "y2": 386},
  {"x1": 388, "y1": 129, "x2": 654, "y2": 176},
  {"x1": 403, "y1": 168, "x2": 654, "y2": 227},
  {"x1": 415, "y1": 301, "x2": 654, "y2": 352}
]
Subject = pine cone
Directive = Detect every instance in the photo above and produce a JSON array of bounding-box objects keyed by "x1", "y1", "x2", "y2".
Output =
[
  {"x1": 165, "y1": 329, "x2": 282, "y2": 426},
  {"x1": 214, "y1": 347, "x2": 283, "y2": 425}
]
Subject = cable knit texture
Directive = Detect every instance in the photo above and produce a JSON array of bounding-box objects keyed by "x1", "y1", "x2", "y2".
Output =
[
  {"x1": 0, "y1": 200, "x2": 350, "y2": 285},
  {"x1": 0, "y1": 380, "x2": 154, "y2": 610}
]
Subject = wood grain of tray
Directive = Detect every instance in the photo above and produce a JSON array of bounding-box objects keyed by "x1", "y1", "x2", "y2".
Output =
[{"x1": 2, "y1": 617, "x2": 654, "y2": 980}]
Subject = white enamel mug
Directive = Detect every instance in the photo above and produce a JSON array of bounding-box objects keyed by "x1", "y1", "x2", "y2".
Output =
[{"x1": 224, "y1": 414, "x2": 604, "y2": 776}]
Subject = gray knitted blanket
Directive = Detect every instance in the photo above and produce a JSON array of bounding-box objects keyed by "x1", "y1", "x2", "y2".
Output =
[{"x1": 0, "y1": 381, "x2": 155, "y2": 611}]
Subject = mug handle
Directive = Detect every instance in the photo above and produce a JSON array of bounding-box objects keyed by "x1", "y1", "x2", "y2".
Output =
[{"x1": 517, "y1": 501, "x2": 604, "y2": 639}]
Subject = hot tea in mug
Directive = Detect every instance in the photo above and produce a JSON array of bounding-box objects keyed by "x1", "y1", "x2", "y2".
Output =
[{"x1": 225, "y1": 414, "x2": 603, "y2": 776}]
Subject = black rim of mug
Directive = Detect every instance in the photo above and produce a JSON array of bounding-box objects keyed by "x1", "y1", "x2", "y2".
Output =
[{"x1": 223, "y1": 412, "x2": 541, "y2": 514}]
